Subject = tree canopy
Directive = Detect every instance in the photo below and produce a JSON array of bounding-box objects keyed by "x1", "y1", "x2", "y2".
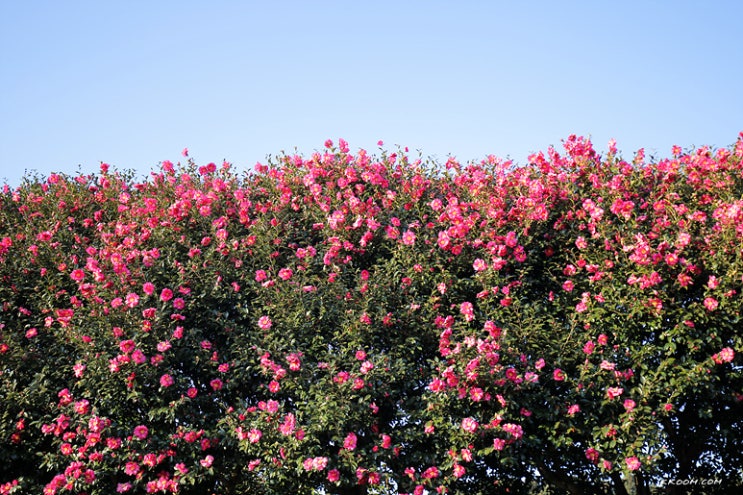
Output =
[{"x1": 1, "y1": 135, "x2": 742, "y2": 494}]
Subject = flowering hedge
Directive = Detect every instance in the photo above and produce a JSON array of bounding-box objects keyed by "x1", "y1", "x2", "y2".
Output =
[{"x1": 1, "y1": 135, "x2": 742, "y2": 494}]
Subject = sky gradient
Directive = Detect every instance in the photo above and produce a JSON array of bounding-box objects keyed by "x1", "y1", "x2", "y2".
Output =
[{"x1": 2, "y1": 1, "x2": 742, "y2": 186}]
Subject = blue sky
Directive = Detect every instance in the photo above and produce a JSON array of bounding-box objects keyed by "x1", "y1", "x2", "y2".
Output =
[{"x1": 2, "y1": 1, "x2": 742, "y2": 186}]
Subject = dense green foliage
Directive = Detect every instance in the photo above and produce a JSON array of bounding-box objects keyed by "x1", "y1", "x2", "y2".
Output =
[{"x1": 1, "y1": 135, "x2": 742, "y2": 494}]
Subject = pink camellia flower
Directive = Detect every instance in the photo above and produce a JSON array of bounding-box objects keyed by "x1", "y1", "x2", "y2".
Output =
[
  {"x1": 70, "y1": 269, "x2": 85, "y2": 282},
  {"x1": 367, "y1": 471, "x2": 380, "y2": 485},
  {"x1": 625, "y1": 456, "x2": 641, "y2": 471},
  {"x1": 240, "y1": 427, "x2": 259, "y2": 444},
  {"x1": 132, "y1": 349, "x2": 147, "y2": 364},
  {"x1": 437, "y1": 230, "x2": 451, "y2": 249},
  {"x1": 461, "y1": 417, "x2": 478, "y2": 433},
  {"x1": 703, "y1": 297, "x2": 719, "y2": 312},
  {"x1": 473, "y1": 258, "x2": 487, "y2": 272},
  {"x1": 312, "y1": 456, "x2": 328, "y2": 471},
  {"x1": 278, "y1": 413, "x2": 296, "y2": 436},
  {"x1": 553, "y1": 368, "x2": 566, "y2": 381},
  {"x1": 74, "y1": 399, "x2": 90, "y2": 414},
  {"x1": 119, "y1": 340, "x2": 137, "y2": 354},
  {"x1": 88, "y1": 415, "x2": 108, "y2": 433},
  {"x1": 73, "y1": 362, "x2": 86, "y2": 378},
  {"x1": 124, "y1": 461, "x2": 140, "y2": 476},
  {"x1": 563, "y1": 264, "x2": 577, "y2": 276},
  {"x1": 460, "y1": 448, "x2": 473, "y2": 462},
  {"x1": 575, "y1": 292, "x2": 590, "y2": 313},
  {"x1": 133, "y1": 425, "x2": 148, "y2": 440},
  {"x1": 567, "y1": 404, "x2": 580, "y2": 416},
  {"x1": 160, "y1": 288, "x2": 173, "y2": 302},
  {"x1": 502, "y1": 423, "x2": 523, "y2": 439},
  {"x1": 623, "y1": 399, "x2": 636, "y2": 413},
  {"x1": 360, "y1": 360, "x2": 374, "y2": 374},
  {"x1": 428, "y1": 378, "x2": 445, "y2": 392},
  {"x1": 599, "y1": 360, "x2": 616, "y2": 371},
  {"x1": 265, "y1": 400, "x2": 280, "y2": 413},
  {"x1": 278, "y1": 268, "x2": 293, "y2": 280},
  {"x1": 484, "y1": 320, "x2": 501, "y2": 340},
  {"x1": 582, "y1": 340, "x2": 595, "y2": 355},
  {"x1": 422, "y1": 466, "x2": 440, "y2": 479},
  {"x1": 381, "y1": 434, "x2": 392, "y2": 449},
  {"x1": 677, "y1": 272, "x2": 693, "y2": 287},
  {"x1": 58, "y1": 388, "x2": 73, "y2": 406},
  {"x1": 402, "y1": 230, "x2": 416, "y2": 246},
  {"x1": 286, "y1": 353, "x2": 302, "y2": 371},
  {"x1": 159, "y1": 374, "x2": 174, "y2": 388},
  {"x1": 470, "y1": 387, "x2": 485, "y2": 401},
  {"x1": 125, "y1": 292, "x2": 140, "y2": 308},
  {"x1": 493, "y1": 438, "x2": 506, "y2": 451},
  {"x1": 334, "y1": 371, "x2": 350, "y2": 384},
  {"x1": 585, "y1": 447, "x2": 599, "y2": 464},
  {"x1": 607, "y1": 387, "x2": 624, "y2": 399},
  {"x1": 712, "y1": 347, "x2": 735, "y2": 364},
  {"x1": 343, "y1": 432, "x2": 357, "y2": 450},
  {"x1": 327, "y1": 469, "x2": 340, "y2": 482},
  {"x1": 460, "y1": 301, "x2": 475, "y2": 322},
  {"x1": 719, "y1": 347, "x2": 735, "y2": 362},
  {"x1": 200, "y1": 455, "x2": 214, "y2": 468},
  {"x1": 257, "y1": 316, "x2": 272, "y2": 330}
]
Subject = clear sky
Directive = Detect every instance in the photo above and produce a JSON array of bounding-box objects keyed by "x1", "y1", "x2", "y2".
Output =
[{"x1": 2, "y1": 1, "x2": 742, "y2": 186}]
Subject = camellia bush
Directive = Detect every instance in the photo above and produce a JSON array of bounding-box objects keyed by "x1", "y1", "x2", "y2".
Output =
[{"x1": 1, "y1": 135, "x2": 742, "y2": 495}]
